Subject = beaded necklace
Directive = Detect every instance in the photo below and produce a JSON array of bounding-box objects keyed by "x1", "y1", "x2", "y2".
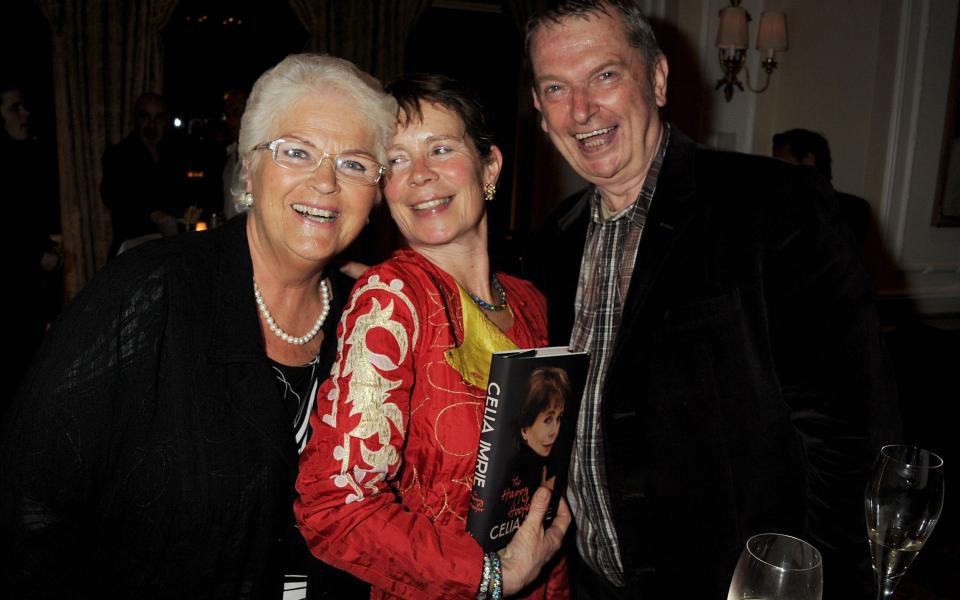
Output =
[
  {"x1": 253, "y1": 277, "x2": 330, "y2": 345},
  {"x1": 466, "y1": 275, "x2": 507, "y2": 312}
]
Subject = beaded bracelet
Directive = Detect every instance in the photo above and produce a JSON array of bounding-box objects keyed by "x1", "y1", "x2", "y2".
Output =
[
  {"x1": 488, "y1": 552, "x2": 503, "y2": 600},
  {"x1": 476, "y1": 553, "x2": 492, "y2": 600}
]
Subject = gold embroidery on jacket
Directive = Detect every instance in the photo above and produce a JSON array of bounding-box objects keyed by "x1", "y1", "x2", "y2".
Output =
[{"x1": 330, "y1": 274, "x2": 419, "y2": 503}]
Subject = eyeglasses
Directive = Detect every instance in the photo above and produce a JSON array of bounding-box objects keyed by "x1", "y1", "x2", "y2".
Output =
[{"x1": 253, "y1": 138, "x2": 385, "y2": 186}]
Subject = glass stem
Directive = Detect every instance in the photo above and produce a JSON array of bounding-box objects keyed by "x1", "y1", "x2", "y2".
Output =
[{"x1": 876, "y1": 580, "x2": 897, "y2": 600}]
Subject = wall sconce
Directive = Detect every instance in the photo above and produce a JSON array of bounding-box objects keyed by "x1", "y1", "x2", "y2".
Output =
[{"x1": 715, "y1": 0, "x2": 788, "y2": 102}]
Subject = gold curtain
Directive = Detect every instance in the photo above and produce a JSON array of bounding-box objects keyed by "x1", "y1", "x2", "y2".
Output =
[
  {"x1": 288, "y1": 0, "x2": 430, "y2": 84},
  {"x1": 38, "y1": 0, "x2": 178, "y2": 299}
]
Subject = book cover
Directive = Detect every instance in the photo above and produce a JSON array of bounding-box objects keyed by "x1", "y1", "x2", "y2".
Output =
[{"x1": 467, "y1": 346, "x2": 588, "y2": 552}]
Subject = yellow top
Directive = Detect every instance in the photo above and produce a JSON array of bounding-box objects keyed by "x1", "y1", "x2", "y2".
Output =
[{"x1": 444, "y1": 284, "x2": 517, "y2": 390}]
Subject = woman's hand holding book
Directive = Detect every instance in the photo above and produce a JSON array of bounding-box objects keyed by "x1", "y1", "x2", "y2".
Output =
[{"x1": 498, "y1": 486, "x2": 572, "y2": 595}]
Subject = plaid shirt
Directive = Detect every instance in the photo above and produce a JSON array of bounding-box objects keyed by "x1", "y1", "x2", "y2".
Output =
[{"x1": 567, "y1": 126, "x2": 669, "y2": 586}]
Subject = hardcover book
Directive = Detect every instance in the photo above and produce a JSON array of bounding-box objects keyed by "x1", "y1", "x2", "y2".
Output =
[{"x1": 467, "y1": 346, "x2": 589, "y2": 551}]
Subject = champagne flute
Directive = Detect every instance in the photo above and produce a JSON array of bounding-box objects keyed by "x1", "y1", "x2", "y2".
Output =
[
  {"x1": 865, "y1": 445, "x2": 944, "y2": 600},
  {"x1": 727, "y1": 532, "x2": 823, "y2": 600}
]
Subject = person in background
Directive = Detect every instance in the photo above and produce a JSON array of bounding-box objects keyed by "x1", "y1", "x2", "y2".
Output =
[
  {"x1": 101, "y1": 92, "x2": 189, "y2": 256},
  {"x1": 1, "y1": 53, "x2": 393, "y2": 598},
  {"x1": 221, "y1": 87, "x2": 249, "y2": 221},
  {"x1": 0, "y1": 80, "x2": 61, "y2": 396},
  {"x1": 295, "y1": 73, "x2": 569, "y2": 600},
  {"x1": 773, "y1": 128, "x2": 870, "y2": 246},
  {"x1": 522, "y1": 1, "x2": 900, "y2": 598}
]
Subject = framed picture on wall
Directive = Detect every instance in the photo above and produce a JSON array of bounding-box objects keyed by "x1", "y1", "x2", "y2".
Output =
[{"x1": 933, "y1": 10, "x2": 960, "y2": 227}]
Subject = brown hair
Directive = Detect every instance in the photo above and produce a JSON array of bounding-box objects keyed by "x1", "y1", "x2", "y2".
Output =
[
  {"x1": 516, "y1": 366, "x2": 571, "y2": 449},
  {"x1": 386, "y1": 73, "x2": 496, "y2": 161}
]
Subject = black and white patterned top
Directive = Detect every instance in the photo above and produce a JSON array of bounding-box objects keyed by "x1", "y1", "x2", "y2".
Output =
[{"x1": 272, "y1": 354, "x2": 322, "y2": 455}]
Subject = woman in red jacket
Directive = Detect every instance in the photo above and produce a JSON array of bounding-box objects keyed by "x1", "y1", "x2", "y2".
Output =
[{"x1": 296, "y1": 74, "x2": 570, "y2": 599}]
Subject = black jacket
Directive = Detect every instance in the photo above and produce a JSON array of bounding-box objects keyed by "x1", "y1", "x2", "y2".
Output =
[
  {"x1": 524, "y1": 129, "x2": 901, "y2": 599},
  {"x1": 1, "y1": 216, "x2": 355, "y2": 598}
]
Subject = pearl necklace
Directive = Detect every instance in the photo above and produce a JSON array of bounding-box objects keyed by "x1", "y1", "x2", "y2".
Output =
[
  {"x1": 253, "y1": 277, "x2": 331, "y2": 345},
  {"x1": 466, "y1": 275, "x2": 508, "y2": 312}
]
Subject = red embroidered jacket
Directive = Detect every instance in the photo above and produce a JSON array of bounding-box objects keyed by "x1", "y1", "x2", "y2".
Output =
[{"x1": 295, "y1": 249, "x2": 566, "y2": 599}]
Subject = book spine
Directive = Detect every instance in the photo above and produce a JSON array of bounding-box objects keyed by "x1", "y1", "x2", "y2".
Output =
[{"x1": 467, "y1": 352, "x2": 517, "y2": 549}]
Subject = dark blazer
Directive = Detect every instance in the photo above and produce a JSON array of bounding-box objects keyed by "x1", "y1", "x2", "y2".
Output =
[
  {"x1": 0, "y1": 216, "x2": 352, "y2": 598},
  {"x1": 524, "y1": 129, "x2": 900, "y2": 599}
]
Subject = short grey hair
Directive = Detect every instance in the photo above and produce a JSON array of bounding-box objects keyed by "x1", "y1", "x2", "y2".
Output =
[
  {"x1": 525, "y1": 0, "x2": 662, "y2": 95},
  {"x1": 231, "y1": 53, "x2": 397, "y2": 208}
]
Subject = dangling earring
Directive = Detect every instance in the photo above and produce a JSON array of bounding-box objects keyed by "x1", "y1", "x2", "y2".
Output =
[
  {"x1": 483, "y1": 183, "x2": 496, "y2": 202},
  {"x1": 241, "y1": 192, "x2": 254, "y2": 208}
]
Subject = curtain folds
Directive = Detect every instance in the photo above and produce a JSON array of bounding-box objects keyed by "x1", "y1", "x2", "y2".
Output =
[
  {"x1": 288, "y1": 0, "x2": 430, "y2": 84},
  {"x1": 37, "y1": 0, "x2": 177, "y2": 298}
]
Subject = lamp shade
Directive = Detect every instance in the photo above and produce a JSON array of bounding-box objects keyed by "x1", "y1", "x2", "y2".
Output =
[
  {"x1": 757, "y1": 11, "x2": 788, "y2": 52},
  {"x1": 716, "y1": 6, "x2": 749, "y2": 49}
]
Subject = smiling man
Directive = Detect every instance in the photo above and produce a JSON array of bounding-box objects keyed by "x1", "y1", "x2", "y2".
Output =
[{"x1": 522, "y1": 2, "x2": 901, "y2": 599}]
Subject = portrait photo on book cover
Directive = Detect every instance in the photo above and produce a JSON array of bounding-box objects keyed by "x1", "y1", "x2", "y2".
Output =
[
  {"x1": 515, "y1": 366, "x2": 571, "y2": 492},
  {"x1": 468, "y1": 347, "x2": 587, "y2": 551}
]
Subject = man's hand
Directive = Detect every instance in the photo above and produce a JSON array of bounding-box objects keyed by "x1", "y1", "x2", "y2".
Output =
[{"x1": 498, "y1": 486, "x2": 571, "y2": 595}]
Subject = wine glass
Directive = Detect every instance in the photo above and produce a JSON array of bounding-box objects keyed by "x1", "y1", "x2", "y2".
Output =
[
  {"x1": 864, "y1": 445, "x2": 944, "y2": 600},
  {"x1": 727, "y1": 532, "x2": 823, "y2": 600}
]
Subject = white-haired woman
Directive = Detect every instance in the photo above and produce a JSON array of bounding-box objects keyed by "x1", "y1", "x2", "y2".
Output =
[{"x1": 0, "y1": 54, "x2": 393, "y2": 598}]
